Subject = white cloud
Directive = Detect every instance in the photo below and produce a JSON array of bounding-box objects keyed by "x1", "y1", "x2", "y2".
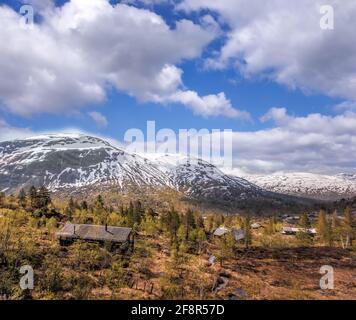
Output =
[
  {"x1": 230, "y1": 108, "x2": 356, "y2": 174},
  {"x1": 2, "y1": 107, "x2": 356, "y2": 174},
  {"x1": 0, "y1": 0, "x2": 246, "y2": 119},
  {"x1": 0, "y1": 119, "x2": 34, "y2": 141},
  {"x1": 333, "y1": 101, "x2": 356, "y2": 113},
  {"x1": 179, "y1": 0, "x2": 356, "y2": 102},
  {"x1": 88, "y1": 111, "x2": 108, "y2": 128}
]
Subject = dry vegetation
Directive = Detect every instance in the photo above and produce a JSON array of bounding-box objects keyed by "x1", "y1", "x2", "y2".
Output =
[{"x1": 0, "y1": 188, "x2": 355, "y2": 300}]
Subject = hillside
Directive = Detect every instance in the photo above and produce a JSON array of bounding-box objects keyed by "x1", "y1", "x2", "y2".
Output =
[{"x1": 0, "y1": 134, "x2": 314, "y2": 212}]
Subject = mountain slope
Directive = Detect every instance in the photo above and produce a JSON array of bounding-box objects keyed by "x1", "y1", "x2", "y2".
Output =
[
  {"x1": 0, "y1": 134, "x2": 167, "y2": 194},
  {"x1": 143, "y1": 154, "x2": 312, "y2": 210},
  {"x1": 242, "y1": 172, "x2": 356, "y2": 200},
  {"x1": 0, "y1": 134, "x2": 316, "y2": 211}
]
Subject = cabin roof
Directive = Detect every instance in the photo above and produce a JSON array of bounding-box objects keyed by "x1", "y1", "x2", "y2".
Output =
[
  {"x1": 251, "y1": 223, "x2": 262, "y2": 229},
  {"x1": 232, "y1": 228, "x2": 245, "y2": 241},
  {"x1": 213, "y1": 226, "x2": 245, "y2": 241},
  {"x1": 213, "y1": 226, "x2": 230, "y2": 237},
  {"x1": 282, "y1": 226, "x2": 317, "y2": 234},
  {"x1": 56, "y1": 223, "x2": 133, "y2": 243}
]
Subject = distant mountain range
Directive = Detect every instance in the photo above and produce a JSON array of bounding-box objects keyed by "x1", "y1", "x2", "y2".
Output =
[
  {"x1": 1, "y1": 134, "x2": 355, "y2": 211},
  {"x1": 241, "y1": 172, "x2": 356, "y2": 201}
]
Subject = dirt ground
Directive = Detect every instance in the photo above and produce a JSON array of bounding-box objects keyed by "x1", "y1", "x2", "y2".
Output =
[
  {"x1": 108, "y1": 236, "x2": 356, "y2": 300},
  {"x1": 210, "y1": 247, "x2": 356, "y2": 300}
]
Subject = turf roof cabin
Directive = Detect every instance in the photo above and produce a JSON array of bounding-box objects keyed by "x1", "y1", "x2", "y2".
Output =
[{"x1": 56, "y1": 223, "x2": 134, "y2": 252}]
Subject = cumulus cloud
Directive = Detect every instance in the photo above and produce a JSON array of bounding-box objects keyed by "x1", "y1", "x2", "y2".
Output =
[
  {"x1": 88, "y1": 111, "x2": 108, "y2": 128},
  {"x1": 179, "y1": 0, "x2": 356, "y2": 102},
  {"x1": 2, "y1": 107, "x2": 356, "y2": 174},
  {"x1": 0, "y1": 0, "x2": 246, "y2": 119},
  {"x1": 230, "y1": 108, "x2": 356, "y2": 174},
  {"x1": 165, "y1": 90, "x2": 251, "y2": 119}
]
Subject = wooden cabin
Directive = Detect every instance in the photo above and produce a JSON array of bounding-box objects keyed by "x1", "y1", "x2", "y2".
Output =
[
  {"x1": 213, "y1": 226, "x2": 245, "y2": 241},
  {"x1": 251, "y1": 223, "x2": 262, "y2": 229},
  {"x1": 56, "y1": 223, "x2": 134, "y2": 252},
  {"x1": 281, "y1": 226, "x2": 317, "y2": 236}
]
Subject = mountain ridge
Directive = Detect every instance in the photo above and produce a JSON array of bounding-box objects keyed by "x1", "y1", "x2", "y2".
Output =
[{"x1": 1, "y1": 134, "x2": 354, "y2": 210}]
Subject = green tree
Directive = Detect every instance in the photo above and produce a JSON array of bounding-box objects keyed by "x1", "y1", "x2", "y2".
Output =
[
  {"x1": 37, "y1": 186, "x2": 51, "y2": 208},
  {"x1": 342, "y1": 207, "x2": 354, "y2": 248},
  {"x1": 217, "y1": 233, "x2": 235, "y2": 267},
  {"x1": 29, "y1": 186, "x2": 37, "y2": 209},
  {"x1": 0, "y1": 192, "x2": 5, "y2": 206},
  {"x1": 95, "y1": 195, "x2": 105, "y2": 210},
  {"x1": 80, "y1": 200, "x2": 88, "y2": 211},
  {"x1": 189, "y1": 228, "x2": 207, "y2": 254},
  {"x1": 18, "y1": 189, "x2": 27, "y2": 208},
  {"x1": 299, "y1": 213, "x2": 311, "y2": 229},
  {"x1": 161, "y1": 208, "x2": 180, "y2": 245},
  {"x1": 140, "y1": 215, "x2": 157, "y2": 236},
  {"x1": 183, "y1": 209, "x2": 195, "y2": 240},
  {"x1": 266, "y1": 216, "x2": 276, "y2": 235},
  {"x1": 331, "y1": 210, "x2": 339, "y2": 229},
  {"x1": 317, "y1": 210, "x2": 332, "y2": 246},
  {"x1": 242, "y1": 216, "x2": 252, "y2": 248}
]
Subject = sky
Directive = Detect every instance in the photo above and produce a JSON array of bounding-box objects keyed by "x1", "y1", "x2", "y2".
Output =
[{"x1": 0, "y1": 0, "x2": 356, "y2": 175}]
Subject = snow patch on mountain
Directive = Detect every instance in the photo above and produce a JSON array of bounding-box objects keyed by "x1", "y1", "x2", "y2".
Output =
[
  {"x1": 0, "y1": 134, "x2": 168, "y2": 193},
  {"x1": 240, "y1": 172, "x2": 356, "y2": 200}
]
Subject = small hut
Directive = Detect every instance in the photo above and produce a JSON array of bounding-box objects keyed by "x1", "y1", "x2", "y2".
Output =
[
  {"x1": 56, "y1": 223, "x2": 134, "y2": 251},
  {"x1": 251, "y1": 223, "x2": 262, "y2": 229},
  {"x1": 213, "y1": 226, "x2": 230, "y2": 237},
  {"x1": 232, "y1": 228, "x2": 245, "y2": 241},
  {"x1": 281, "y1": 226, "x2": 317, "y2": 236},
  {"x1": 213, "y1": 226, "x2": 245, "y2": 241}
]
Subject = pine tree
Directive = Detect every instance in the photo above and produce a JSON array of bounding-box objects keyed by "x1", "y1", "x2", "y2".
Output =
[
  {"x1": 80, "y1": 200, "x2": 88, "y2": 211},
  {"x1": 242, "y1": 216, "x2": 252, "y2": 248},
  {"x1": 133, "y1": 200, "x2": 144, "y2": 225},
  {"x1": 65, "y1": 197, "x2": 76, "y2": 220},
  {"x1": 195, "y1": 214, "x2": 204, "y2": 229},
  {"x1": 317, "y1": 210, "x2": 332, "y2": 246},
  {"x1": 344, "y1": 206, "x2": 353, "y2": 227},
  {"x1": 18, "y1": 189, "x2": 27, "y2": 208},
  {"x1": 266, "y1": 216, "x2": 275, "y2": 235},
  {"x1": 29, "y1": 186, "x2": 37, "y2": 209},
  {"x1": 331, "y1": 210, "x2": 339, "y2": 229},
  {"x1": 127, "y1": 201, "x2": 135, "y2": 227},
  {"x1": 161, "y1": 207, "x2": 181, "y2": 245},
  {"x1": 299, "y1": 213, "x2": 311, "y2": 229},
  {"x1": 297, "y1": 213, "x2": 313, "y2": 246},
  {"x1": 343, "y1": 206, "x2": 354, "y2": 247},
  {"x1": 183, "y1": 209, "x2": 195, "y2": 240},
  {"x1": 218, "y1": 233, "x2": 235, "y2": 267},
  {"x1": 37, "y1": 186, "x2": 51, "y2": 209},
  {"x1": 95, "y1": 195, "x2": 105, "y2": 210},
  {"x1": 0, "y1": 192, "x2": 5, "y2": 207}
]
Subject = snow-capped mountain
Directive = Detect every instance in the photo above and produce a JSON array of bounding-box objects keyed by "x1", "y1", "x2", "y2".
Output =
[
  {"x1": 241, "y1": 172, "x2": 356, "y2": 200},
  {"x1": 0, "y1": 134, "x2": 168, "y2": 194},
  {"x1": 110, "y1": 152, "x2": 312, "y2": 209},
  {"x1": 2, "y1": 133, "x2": 350, "y2": 209},
  {"x1": 0, "y1": 134, "x2": 306, "y2": 211},
  {"x1": 143, "y1": 153, "x2": 263, "y2": 202}
]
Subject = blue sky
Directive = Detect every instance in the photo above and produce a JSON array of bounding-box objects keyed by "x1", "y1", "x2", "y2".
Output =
[{"x1": 1, "y1": 0, "x2": 356, "y2": 174}]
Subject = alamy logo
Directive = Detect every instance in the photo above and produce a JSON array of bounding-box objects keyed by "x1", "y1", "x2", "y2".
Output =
[
  {"x1": 20, "y1": 265, "x2": 34, "y2": 290},
  {"x1": 19, "y1": 5, "x2": 34, "y2": 28},
  {"x1": 319, "y1": 265, "x2": 334, "y2": 290},
  {"x1": 124, "y1": 121, "x2": 233, "y2": 169},
  {"x1": 320, "y1": 5, "x2": 334, "y2": 30}
]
